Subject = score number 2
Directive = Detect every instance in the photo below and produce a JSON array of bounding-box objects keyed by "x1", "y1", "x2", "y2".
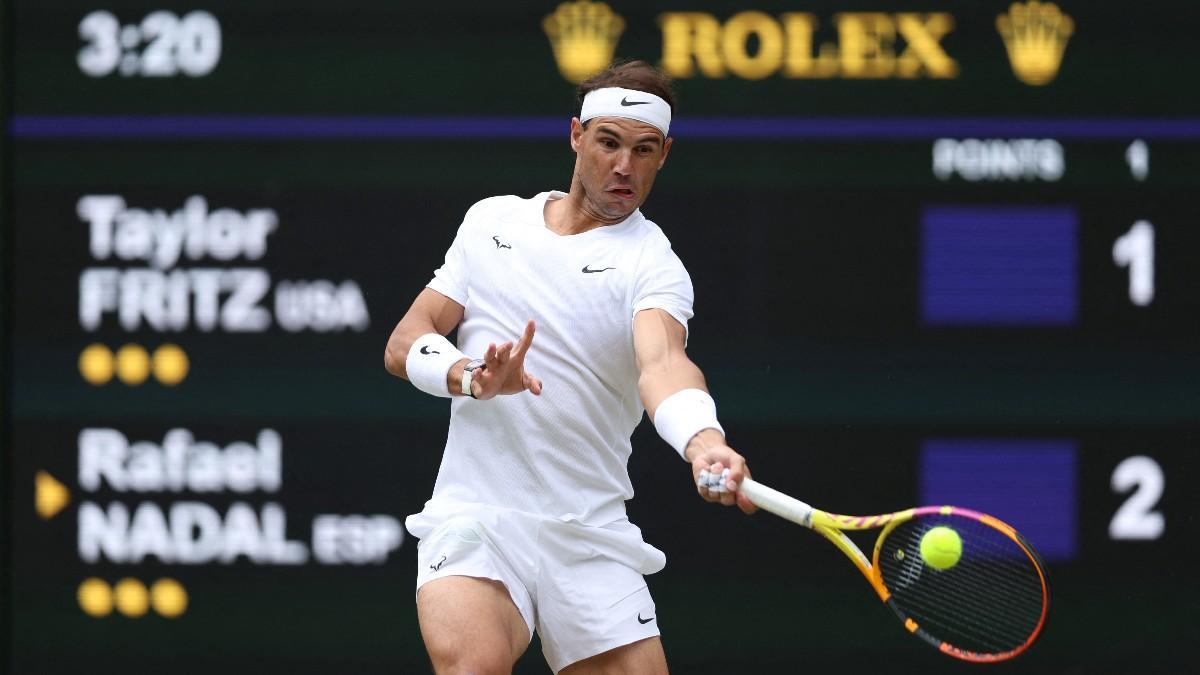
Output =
[{"x1": 1109, "y1": 456, "x2": 1165, "y2": 540}]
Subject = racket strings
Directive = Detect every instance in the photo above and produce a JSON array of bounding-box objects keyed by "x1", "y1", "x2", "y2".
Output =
[
  {"x1": 896, "y1": 552, "x2": 1045, "y2": 617},
  {"x1": 884, "y1": 522, "x2": 1043, "y2": 652},
  {"x1": 884, "y1": 561, "x2": 1036, "y2": 653},
  {"x1": 878, "y1": 516, "x2": 1046, "y2": 656},
  {"x1": 891, "y1": 540, "x2": 1042, "y2": 651},
  {"x1": 889, "y1": 583, "x2": 1036, "y2": 653},
  {"x1": 890, "y1": 565, "x2": 1039, "y2": 648},
  {"x1": 894, "y1": 566, "x2": 1041, "y2": 628}
]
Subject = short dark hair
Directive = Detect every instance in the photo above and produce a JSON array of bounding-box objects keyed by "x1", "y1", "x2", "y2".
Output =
[{"x1": 577, "y1": 59, "x2": 676, "y2": 114}]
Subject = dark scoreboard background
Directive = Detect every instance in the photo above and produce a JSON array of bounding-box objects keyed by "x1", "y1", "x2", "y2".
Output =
[{"x1": 5, "y1": 1, "x2": 1199, "y2": 673}]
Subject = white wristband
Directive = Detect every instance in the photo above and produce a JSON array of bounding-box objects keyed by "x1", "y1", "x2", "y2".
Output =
[
  {"x1": 406, "y1": 333, "x2": 467, "y2": 398},
  {"x1": 653, "y1": 388, "x2": 724, "y2": 460}
]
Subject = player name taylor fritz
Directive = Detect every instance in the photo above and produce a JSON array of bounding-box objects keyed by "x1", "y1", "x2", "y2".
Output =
[
  {"x1": 75, "y1": 428, "x2": 405, "y2": 565},
  {"x1": 77, "y1": 195, "x2": 369, "y2": 333}
]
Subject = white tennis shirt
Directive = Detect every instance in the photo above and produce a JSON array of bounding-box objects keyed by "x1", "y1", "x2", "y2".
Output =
[{"x1": 407, "y1": 191, "x2": 694, "y2": 529}]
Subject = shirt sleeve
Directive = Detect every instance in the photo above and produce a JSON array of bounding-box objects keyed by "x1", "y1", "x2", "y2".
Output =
[
  {"x1": 425, "y1": 211, "x2": 473, "y2": 306},
  {"x1": 632, "y1": 234, "x2": 695, "y2": 340}
]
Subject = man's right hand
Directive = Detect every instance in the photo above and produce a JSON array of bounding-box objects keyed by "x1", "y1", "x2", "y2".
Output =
[
  {"x1": 686, "y1": 430, "x2": 757, "y2": 515},
  {"x1": 467, "y1": 320, "x2": 543, "y2": 400}
]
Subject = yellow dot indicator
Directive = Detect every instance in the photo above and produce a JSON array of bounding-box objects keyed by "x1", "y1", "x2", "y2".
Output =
[
  {"x1": 152, "y1": 344, "x2": 190, "y2": 386},
  {"x1": 150, "y1": 578, "x2": 189, "y2": 618},
  {"x1": 79, "y1": 344, "x2": 115, "y2": 385},
  {"x1": 113, "y1": 578, "x2": 149, "y2": 617},
  {"x1": 114, "y1": 344, "x2": 151, "y2": 385},
  {"x1": 78, "y1": 577, "x2": 113, "y2": 617}
]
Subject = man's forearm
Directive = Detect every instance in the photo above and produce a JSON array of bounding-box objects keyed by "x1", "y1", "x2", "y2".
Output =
[
  {"x1": 641, "y1": 359, "x2": 725, "y2": 459},
  {"x1": 639, "y1": 357, "x2": 707, "y2": 418},
  {"x1": 384, "y1": 320, "x2": 434, "y2": 379}
]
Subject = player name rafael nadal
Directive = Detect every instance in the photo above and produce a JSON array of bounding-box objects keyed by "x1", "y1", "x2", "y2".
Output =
[{"x1": 385, "y1": 60, "x2": 756, "y2": 675}]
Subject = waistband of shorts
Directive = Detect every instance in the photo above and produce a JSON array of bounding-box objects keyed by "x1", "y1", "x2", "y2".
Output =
[{"x1": 406, "y1": 499, "x2": 629, "y2": 535}]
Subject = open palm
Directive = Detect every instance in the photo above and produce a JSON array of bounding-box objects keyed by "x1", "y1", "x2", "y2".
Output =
[{"x1": 470, "y1": 320, "x2": 543, "y2": 400}]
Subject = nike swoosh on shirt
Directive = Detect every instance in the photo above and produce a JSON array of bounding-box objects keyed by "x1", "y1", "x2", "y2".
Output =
[{"x1": 582, "y1": 265, "x2": 615, "y2": 274}]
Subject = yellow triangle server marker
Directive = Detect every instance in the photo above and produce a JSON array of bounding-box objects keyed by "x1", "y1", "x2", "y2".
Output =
[{"x1": 35, "y1": 470, "x2": 71, "y2": 519}]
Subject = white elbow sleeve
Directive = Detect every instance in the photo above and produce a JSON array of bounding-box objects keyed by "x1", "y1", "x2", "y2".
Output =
[
  {"x1": 405, "y1": 333, "x2": 467, "y2": 398},
  {"x1": 653, "y1": 388, "x2": 724, "y2": 460}
]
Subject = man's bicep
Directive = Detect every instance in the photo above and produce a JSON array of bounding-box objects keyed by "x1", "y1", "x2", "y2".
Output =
[
  {"x1": 384, "y1": 288, "x2": 465, "y2": 378},
  {"x1": 634, "y1": 308, "x2": 708, "y2": 417},
  {"x1": 633, "y1": 308, "x2": 688, "y2": 371},
  {"x1": 405, "y1": 287, "x2": 466, "y2": 336}
]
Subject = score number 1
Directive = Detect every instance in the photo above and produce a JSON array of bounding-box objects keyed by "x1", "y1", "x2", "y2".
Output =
[{"x1": 1113, "y1": 220, "x2": 1154, "y2": 306}]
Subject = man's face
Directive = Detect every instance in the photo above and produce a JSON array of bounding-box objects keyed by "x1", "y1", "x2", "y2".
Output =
[{"x1": 570, "y1": 116, "x2": 673, "y2": 223}]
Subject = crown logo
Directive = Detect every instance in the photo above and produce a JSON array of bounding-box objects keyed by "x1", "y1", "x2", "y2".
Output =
[
  {"x1": 996, "y1": 2, "x2": 1074, "y2": 86},
  {"x1": 543, "y1": 1, "x2": 625, "y2": 84}
]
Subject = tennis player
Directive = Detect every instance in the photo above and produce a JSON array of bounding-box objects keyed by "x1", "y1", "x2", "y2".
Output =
[{"x1": 384, "y1": 60, "x2": 754, "y2": 674}]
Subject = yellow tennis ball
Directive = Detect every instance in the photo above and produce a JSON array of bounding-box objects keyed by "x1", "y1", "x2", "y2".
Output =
[
  {"x1": 920, "y1": 526, "x2": 962, "y2": 570},
  {"x1": 115, "y1": 344, "x2": 151, "y2": 385},
  {"x1": 150, "y1": 578, "x2": 189, "y2": 618},
  {"x1": 113, "y1": 578, "x2": 149, "y2": 617},
  {"x1": 78, "y1": 577, "x2": 114, "y2": 617},
  {"x1": 152, "y1": 344, "x2": 190, "y2": 386},
  {"x1": 79, "y1": 343, "x2": 115, "y2": 385}
]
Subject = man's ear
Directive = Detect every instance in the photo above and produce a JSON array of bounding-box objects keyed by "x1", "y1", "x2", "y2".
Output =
[
  {"x1": 658, "y1": 136, "x2": 674, "y2": 170},
  {"x1": 569, "y1": 117, "x2": 584, "y2": 152}
]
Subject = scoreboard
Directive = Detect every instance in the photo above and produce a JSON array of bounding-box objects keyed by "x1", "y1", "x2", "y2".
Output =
[{"x1": 6, "y1": 1, "x2": 1199, "y2": 673}]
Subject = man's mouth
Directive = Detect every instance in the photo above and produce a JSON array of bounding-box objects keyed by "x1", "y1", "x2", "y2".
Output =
[{"x1": 609, "y1": 187, "x2": 636, "y2": 200}]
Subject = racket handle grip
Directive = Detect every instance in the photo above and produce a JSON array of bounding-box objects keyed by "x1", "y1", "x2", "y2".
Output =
[{"x1": 739, "y1": 478, "x2": 815, "y2": 528}]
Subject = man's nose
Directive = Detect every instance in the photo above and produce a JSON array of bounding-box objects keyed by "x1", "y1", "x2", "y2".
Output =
[{"x1": 613, "y1": 150, "x2": 633, "y2": 176}]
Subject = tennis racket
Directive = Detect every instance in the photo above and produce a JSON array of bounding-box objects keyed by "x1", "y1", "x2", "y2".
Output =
[{"x1": 738, "y1": 477, "x2": 1049, "y2": 662}]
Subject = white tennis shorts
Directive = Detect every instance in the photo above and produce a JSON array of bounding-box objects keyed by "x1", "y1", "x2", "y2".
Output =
[{"x1": 408, "y1": 504, "x2": 667, "y2": 673}]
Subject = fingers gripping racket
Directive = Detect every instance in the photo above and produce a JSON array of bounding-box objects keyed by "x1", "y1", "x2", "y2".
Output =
[{"x1": 738, "y1": 478, "x2": 1049, "y2": 663}]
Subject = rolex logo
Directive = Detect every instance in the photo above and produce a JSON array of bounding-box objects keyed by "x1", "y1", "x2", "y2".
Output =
[
  {"x1": 543, "y1": 1, "x2": 625, "y2": 84},
  {"x1": 996, "y1": 1, "x2": 1074, "y2": 86}
]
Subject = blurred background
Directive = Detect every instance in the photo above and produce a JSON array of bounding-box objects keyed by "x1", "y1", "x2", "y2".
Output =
[{"x1": 4, "y1": 1, "x2": 1199, "y2": 672}]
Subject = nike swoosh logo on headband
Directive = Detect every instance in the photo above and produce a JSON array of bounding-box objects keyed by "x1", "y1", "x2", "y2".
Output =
[{"x1": 620, "y1": 97, "x2": 650, "y2": 106}]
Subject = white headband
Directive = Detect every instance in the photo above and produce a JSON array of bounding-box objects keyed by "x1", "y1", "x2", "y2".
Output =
[{"x1": 580, "y1": 87, "x2": 671, "y2": 137}]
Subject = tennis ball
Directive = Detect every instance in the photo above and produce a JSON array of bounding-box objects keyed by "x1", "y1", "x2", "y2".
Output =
[
  {"x1": 113, "y1": 578, "x2": 149, "y2": 617},
  {"x1": 79, "y1": 343, "x2": 114, "y2": 386},
  {"x1": 78, "y1": 577, "x2": 113, "y2": 617},
  {"x1": 920, "y1": 526, "x2": 962, "y2": 570},
  {"x1": 115, "y1": 344, "x2": 151, "y2": 385},
  {"x1": 152, "y1": 344, "x2": 190, "y2": 386},
  {"x1": 150, "y1": 578, "x2": 188, "y2": 618}
]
